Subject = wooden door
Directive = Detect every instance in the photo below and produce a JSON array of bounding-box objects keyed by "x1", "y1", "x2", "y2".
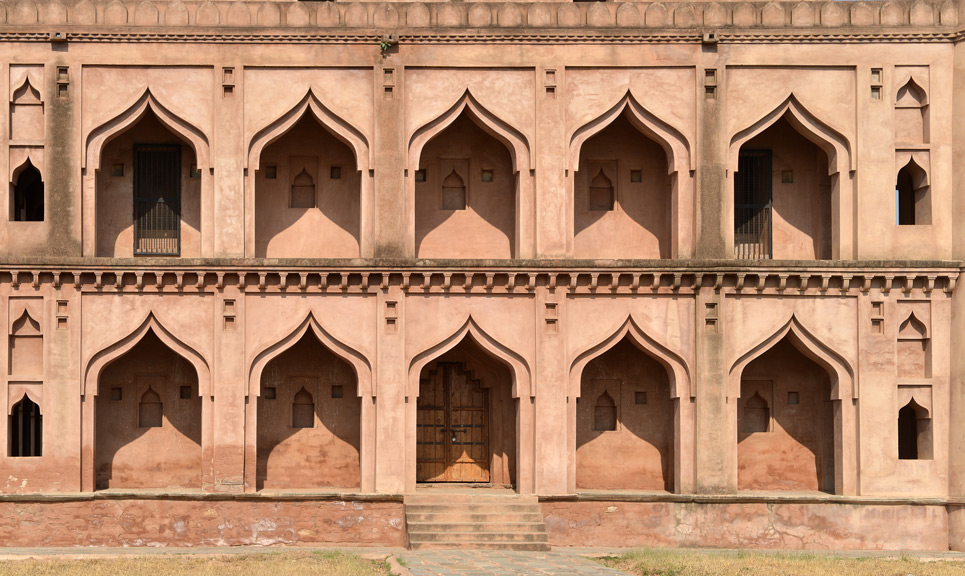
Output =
[{"x1": 416, "y1": 363, "x2": 490, "y2": 482}]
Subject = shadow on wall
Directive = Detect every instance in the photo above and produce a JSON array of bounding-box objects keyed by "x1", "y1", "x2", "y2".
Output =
[
  {"x1": 574, "y1": 112, "x2": 672, "y2": 259},
  {"x1": 95, "y1": 330, "x2": 201, "y2": 490},
  {"x1": 255, "y1": 114, "x2": 361, "y2": 258},
  {"x1": 415, "y1": 113, "x2": 516, "y2": 259},
  {"x1": 576, "y1": 337, "x2": 673, "y2": 491},
  {"x1": 737, "y1": 338, "x2": 834, "y2": 492},
  {"x1": 257, "y1": 330, "x2": 361, "y2": 490}
]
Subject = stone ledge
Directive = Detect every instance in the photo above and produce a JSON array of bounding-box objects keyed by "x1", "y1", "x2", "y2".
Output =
[
  {"x1": 0, "y1": 490, "x2": 404, "y2": 502},
  {"x1": 541, "y1": 491, "x2": 950, "y2": 506},
  {"x1": 0, "y1": 0, "x2": 955, "y2": 34}
]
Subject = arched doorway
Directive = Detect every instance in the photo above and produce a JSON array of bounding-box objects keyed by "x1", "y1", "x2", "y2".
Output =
[
  {"x1": 96, "y1": 110, "x2": 201, "y2": 257},
  {"x1": 416, "y1": 339, "x2": 516, "y2": 487},
  {"x1": 737, "y1": 338, "x2": 834, "y2": 492},
  {"x1": 95, "y1": 330, "x2": 201, "y2": 490},
  {"x1": 576, "y1": 337, "x2": 673, "y2": 491},
  {"x1": 734, "y1": 115, "x2": 832, "y2": 260},
  {"x1": 256, "y1": 330, "x2": 361, "y2": 490}
]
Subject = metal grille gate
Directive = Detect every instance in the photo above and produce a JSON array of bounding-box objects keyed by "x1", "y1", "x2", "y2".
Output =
[
  {"x1": 133, "y1": 144, "x2": 181, "y2": 256},
  {"x1": 734, "y1": 150, "x2": 772, "y2": 260}
]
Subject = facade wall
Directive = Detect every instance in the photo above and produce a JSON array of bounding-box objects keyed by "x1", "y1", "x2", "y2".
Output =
[{"x1": 0, "y1": 0, "x2": 962, "y2": 551}]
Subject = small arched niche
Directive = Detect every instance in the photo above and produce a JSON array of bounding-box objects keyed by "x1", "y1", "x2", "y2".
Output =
[
  {"x1": 898, "y1": 399, "x2": 932, "y2": 460},
  {"x1": 10, "y1": 160, "x2": 43, "y2": 222},
  {"x1": 441, "y1": 169, "x2": 467, "y2": 211},
  {"x1": 593, "y1": 391, "x2": 617, "y2": 431},
  {"x1": 741, "y1": 392, "x2": 770, "y2": 434},
  {"x1": 290, "y1": 168, "x2": 316, "y2": 209},
  {"x1": 10, "y1": 79, "x2": 43, "y2": 142},
  {"x1": 898, "y1": 312, "x2": 931, "y2": 379},
  {"x1": 895, "y1": 78, "x2": 928, "y2": 145},
  {"x1": 291, "y1": 387, "x2": 315, "y2": 428},
  {"x1": 895, "y1": 157, "x2": 930, "y2": 226},
  {"x1": 137, "y1": 387, "x2": 162, "y2": 428}
]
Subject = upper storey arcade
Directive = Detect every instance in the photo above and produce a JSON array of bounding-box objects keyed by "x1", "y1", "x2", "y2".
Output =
[{"x1": 0, "y1": 0, "x2": 959, "y2": 264}]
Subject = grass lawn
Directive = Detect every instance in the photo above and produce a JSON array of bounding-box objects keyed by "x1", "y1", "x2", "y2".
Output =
[
  {"x1": 598, "y1": 548, "x2": 965, "y2": 576},
  {"x1": 0, "y1": 550, "x2": 390, "y2": 576}
]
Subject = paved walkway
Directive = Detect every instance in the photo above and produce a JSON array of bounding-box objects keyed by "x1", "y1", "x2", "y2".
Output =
[{"x1": 396, "y1": 549, "x2": 627, "y2": 576}]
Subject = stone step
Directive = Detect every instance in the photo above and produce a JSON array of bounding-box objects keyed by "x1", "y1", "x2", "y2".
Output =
[
  {"x1": 405, "y1": 503, "x2": 542, "y2": 515},
  {"x1": 408, "y1": 530, "x2": 548, "y2": 543},
  {"x1": 406, "y1": 511, "x2": 545, "y2": 523},
  {"x1": 405, "y1": 494, "x2": 538, "y2": 506},
  {"x1": 408, "y1": 541, "x2": 552, "y2": 552},
  {"x1": 407, "y1": 521, "x2": 547, "y2": 533}
]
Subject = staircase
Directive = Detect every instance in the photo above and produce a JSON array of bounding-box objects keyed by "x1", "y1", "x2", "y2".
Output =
[{"x1": 404, "y1": 492, "x2": 551, "y2": 551}]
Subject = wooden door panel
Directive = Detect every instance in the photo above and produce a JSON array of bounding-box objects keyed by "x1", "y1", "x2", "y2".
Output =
[{"x1": 416, "y1": 363, "x2": 490, "y2": 483}]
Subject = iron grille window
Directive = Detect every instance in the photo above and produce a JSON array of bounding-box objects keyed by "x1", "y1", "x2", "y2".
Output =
[
  {"x1": 734, "y1": 150, "x2": 772, "y2": 260},
  {"x1": 133, "y1": 144, "x2": 181, "y2": 256}
]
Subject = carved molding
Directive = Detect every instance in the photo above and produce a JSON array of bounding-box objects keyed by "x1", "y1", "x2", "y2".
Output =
[
  {"x1": 0, "y1": 265, "x2": 958, "y2": 296},
  {"x1": 0, "y1": 1, "x2": 956, "y2": 36}
]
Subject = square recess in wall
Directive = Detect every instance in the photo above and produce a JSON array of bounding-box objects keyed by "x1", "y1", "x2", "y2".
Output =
[
  {"x1": 332, "y1": 385, "x2": 344, "y2": 399},
  {"x1": 635, "y1": 391, "x2": 647, "y2": 405},
  {"x1": 265, "y1": 165, "x2": 277, "y2": 180},
  {"x1": 111, "y1": 164, "x2": 124, "y2": 177},
  {"x1": 787, "y1": 391, "x2": 800, "y2": 405},
  {"x1": 264, "y1": 387, "x2": 277, "y2": 400},
  {"x1": 330, "y1": 166, "x2": 342, "y2": 180},
  {"x1": 110, "y1": 387, "x2": 122, "y2": 401},
  {"x1": 630, "y1": 170, "x2": 642, "y2": 183},
  {"x1": 180, "y1": 386, "x2": 191, "y2": 400}
]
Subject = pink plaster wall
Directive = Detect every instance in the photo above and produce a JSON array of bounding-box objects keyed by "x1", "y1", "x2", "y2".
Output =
[
  {"x1": 257, "y1": 332, "x2": 361, "y2": 490},
  {"x1": 577, "y1": 338, "x2": 672, "y2": 491},
  {"x1": 255, "y1": 115, "x2": 361, "y2": 258},
  {"x1": 738, "y1": 340, "x2": 834, "y2": 492},
  {"x1": 0, "y1": 498, "x2": 404, "y2": 547},
  {"x1": 95, "y1": 332, "x2": 202, "y2": 490},
  {"x1": 542, "y1": 500, "x2": 949, "y2": 550},
  {"x1": 415, "y1": 115, "x2": 515, "y2": 259},
  {"x1": 574, "y1": 114, "x2": 672, "y2": 259}
]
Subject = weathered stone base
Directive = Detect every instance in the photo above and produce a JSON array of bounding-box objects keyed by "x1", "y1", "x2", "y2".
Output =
[
  {"x1": 0, "y1": 494, "x2": 405, "y2": 547},
  {"x1": 541, "y1": 495, "x2": 950, "y2": 551}
]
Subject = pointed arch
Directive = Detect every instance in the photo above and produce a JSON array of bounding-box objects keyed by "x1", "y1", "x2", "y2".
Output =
[
  {"x1": 568, "y1": 91, "x2": 693, "y2": 175},
  {"x1": 247, "y1": 312, "x2": 373, "y2": 398},
  {"x1": 8, "y1": 389, "x2": 42, "y2": 416},
  {"x1": 407, "y1": 316, "x2": 532, "y2": 398},
  {"x1": 10, "y1": 308, "x2": 40, "y2": 336},
  {"x1": 728, "y1": 314, "x2": 855, "y2": 401},
  {"x1": 83, "y1": 313, "x2": 212, "y2": 397},
  {"x1": 895, "y1": 74, "x2": 928, "y2": 106},
  {"x1": 896, "y1": 155, "x2": 929, "y2": 189},
  {"x1": 11, "y1": 157, "x2": 42, "y2": 186},
  {"x1": 407, "y1": 89, "x2": 531, "y2": 173},
  {"x1": 11, "y1": 77, "x2": 41, "y2": 104},
  {"x1": 246, "y1": 89, "x2": 370, "y2": 172},
  {"x1": 84, "y1": 88, "x2": 210, "y2": 171},
  {"x1": 899, "y1": 311, "x2": 928, "y2": 339},
  {"x1": 729, "y1": 94, "x2": 853, "y2": 175},
  {"x1": 568, "y1": 315, "x2": 692, "y2": 400}
]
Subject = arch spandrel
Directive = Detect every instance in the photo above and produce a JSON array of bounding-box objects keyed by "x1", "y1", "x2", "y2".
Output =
[
  {"x1": 407, "y1": 89, "x2": 532, "y2": 173},
  {"x1": 83, "y1": 88, "x2": 210, "y2": 171},
  {"x1": 83, "y1": 312, "x2": 212, "y2": 399},
  {"x1": 246, "y1": 88, "x2": 371, "y2": 172},
  {"x1": 247, "y1": 312, "x2": 373, "y2": 398},
  {"x1": 728, "y1": 94, "x2": 853, "y2": 176},
  {"x1": 567, "y1": 90, "x2": 694, "y2": 175},
  {"x1": 406, "y1": 316, "x2": 532, "y2": 399},
  {"x1": 728, "y1": 314, "x2": 856, "y2": 401},
  {"x1": 567, "y1": 315, "x2": 692, "y2": 400}
]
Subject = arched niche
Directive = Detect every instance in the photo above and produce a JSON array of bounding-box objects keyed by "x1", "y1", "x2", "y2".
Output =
[
  {"x1": 567, "y1": 92, "x2": 693, "y2": 258},
  {"x1": 728, "y1": 314, "x2": 856, "y2": 495},
  {"x1": 405, "y1": 90, "x2": 533, "y2": 259},
  {"x1": 895, "y1": 156, "x2": 930, "y2": 226},
  {"x1": 10, "y1": 158, "x2": 43, "y2": 222},
  {"x1": 245, "y1": 89, "x2": 371, "y2": 258}
]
